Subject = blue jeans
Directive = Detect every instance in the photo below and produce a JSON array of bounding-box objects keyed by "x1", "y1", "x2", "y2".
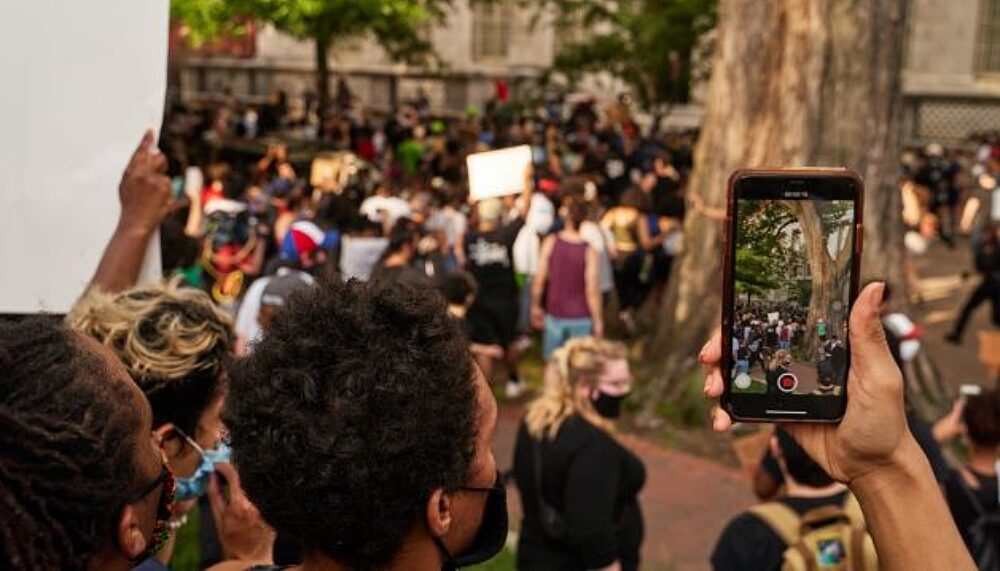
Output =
[{"x1": 543, "y1": 315, "x2": 593, "y2": 360}]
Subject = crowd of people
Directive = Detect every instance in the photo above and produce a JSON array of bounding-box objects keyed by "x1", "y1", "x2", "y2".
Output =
[
  {"x1": 731, "y1": 301, "x2": 850, "y2": 395},
  {"x1": 1, "y1": 84, "x2": 997, "y2": 571}
]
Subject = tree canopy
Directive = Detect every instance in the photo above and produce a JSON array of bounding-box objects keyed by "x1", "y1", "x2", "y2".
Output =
[
  {"x1": 531, "y1": 0, "x2": 716, "y2": 110},
  {"x1": 172, "y1": 0, "x2": 451, "y2": 61}
]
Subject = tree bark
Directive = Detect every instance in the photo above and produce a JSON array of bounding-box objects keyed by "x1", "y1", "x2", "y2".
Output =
[
  {"x1": 315, "y1": 34, "x2": 332, "y2": 120},
  {"x1": 639, "y1": 0, "x2": 910, "y2": 422}
]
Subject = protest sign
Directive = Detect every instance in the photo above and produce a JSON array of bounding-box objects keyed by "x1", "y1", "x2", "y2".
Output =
[
  {"x1": 467, "y1": 145, "x2": 532, "y2": 201},
  {"x1": 0, "y1": 0, "x2": 168, "y2": 313}
]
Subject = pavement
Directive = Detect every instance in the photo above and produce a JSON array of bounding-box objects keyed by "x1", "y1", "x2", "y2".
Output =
[{"x1": 910, "y1": 237, "x2": 997, "y2": 386}]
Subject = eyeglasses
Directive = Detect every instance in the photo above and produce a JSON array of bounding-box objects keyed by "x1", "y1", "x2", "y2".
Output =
[
  {"x1": 460, "y1": 470, "x2": 504, "y2": 494},
  {"x1": 129, "y1": 465, "x2": 172, "y2": 504}
]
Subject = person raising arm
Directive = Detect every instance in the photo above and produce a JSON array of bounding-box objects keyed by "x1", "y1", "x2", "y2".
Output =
[
  {"x1": 702, "y1": 282, "x2": 976, "y2": 571},
  {"x1": 89, "y1": 130, "x2": 172, "y2": 294}
]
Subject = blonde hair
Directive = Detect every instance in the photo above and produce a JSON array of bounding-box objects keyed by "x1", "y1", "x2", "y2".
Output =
[
  {"x1": 67, "y1": 278, "x2": 233, "y2": 395},
  {"x1": 525, "y1": 337, "x2": 627, "y2": 440}
]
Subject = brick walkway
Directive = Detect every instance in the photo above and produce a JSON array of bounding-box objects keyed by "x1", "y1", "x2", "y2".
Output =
[{"x1": 495, "y1": 403, "x2": 756, "y2": 571}]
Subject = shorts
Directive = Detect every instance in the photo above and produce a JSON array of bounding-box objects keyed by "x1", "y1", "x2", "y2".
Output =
[{"x1": 468, "y1": 296, "x2": 519, "y2": 347}]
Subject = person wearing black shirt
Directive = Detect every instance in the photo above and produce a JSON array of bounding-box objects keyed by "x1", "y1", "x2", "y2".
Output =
[
  {"x1": 465, "y1": 176, "x2": 533, "y2": 390},
  {"x1": 713, "y1": 430, "x2": 864, "y2": 571},
  {"x1": 941, "y1": 389, "x2": 1000, "y2": 570},
  {"x1": 512, "y1": 337, "x2": 645, "y2": 571},
  {"x1": 947, "y1": 225, "x2": 1000, "y2": 344}
]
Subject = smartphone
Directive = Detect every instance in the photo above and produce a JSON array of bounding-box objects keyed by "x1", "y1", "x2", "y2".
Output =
[
  {"x1": 721, "y1": 169, "x2": 864, "y2": 422},
  {"x1": 960, "y1": 384, "x2": 983, "y2": 398}
]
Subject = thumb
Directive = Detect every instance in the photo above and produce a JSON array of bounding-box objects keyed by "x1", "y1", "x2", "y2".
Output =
[{"x1": 848, "y1": 282, "x2": 898, "y2": 384}]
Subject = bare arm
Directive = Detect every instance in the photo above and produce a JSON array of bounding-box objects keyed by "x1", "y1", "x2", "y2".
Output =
[
  {"x1": 87, "y1": 131, "x2": 171, "y2": 295},
  {"x1": 532, "y1": 236, "x2": 556, "y2": 310},
  {"x1": 851, "y1": 437, "x2": 975, "y2": 571},
  {"x1": 636, "y1": 216, "x2": 666, "y2": 250},
  {"x1": 585, "y1": 246, "x2": 603, "y2": 336},
  {"x1": 702, "y1": 283, "x2": 977, "y2": 571},
  {"x1": 531, "y1": 236, "x2": 556, "y2": 330},
  {"x1": 516, "y1": 164, "x2": 535, "y2": 220}
]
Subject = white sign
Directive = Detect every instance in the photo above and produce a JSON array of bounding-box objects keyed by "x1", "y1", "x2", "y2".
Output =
[
  {"x1": 0, "y1": 0, "x2": 168, "y2": 313},
  {"x1": 467, "y1": 145, "x2": 532, "y2": 201},
  {"x1": 340, "y1": 236, "x2": 390, "y2": 282}
]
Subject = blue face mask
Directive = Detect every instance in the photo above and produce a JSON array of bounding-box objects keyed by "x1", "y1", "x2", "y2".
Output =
[{"x1": 172, "y1": 431, "x2": 231, "y2": 501}]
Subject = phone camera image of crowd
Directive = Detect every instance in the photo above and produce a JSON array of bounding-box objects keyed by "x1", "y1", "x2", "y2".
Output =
[{"x1": 731, "y1": 199, "x2": 854, "y2": 397}]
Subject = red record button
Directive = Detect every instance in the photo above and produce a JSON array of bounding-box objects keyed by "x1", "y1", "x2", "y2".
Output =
[{"x1": 777, "y1": 373, "x2": 798, "y2": 393}]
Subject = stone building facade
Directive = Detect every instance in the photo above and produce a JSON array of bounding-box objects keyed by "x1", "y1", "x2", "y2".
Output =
[{"x1": 175, "y1": 0, "x2": 999, "y2": 144}]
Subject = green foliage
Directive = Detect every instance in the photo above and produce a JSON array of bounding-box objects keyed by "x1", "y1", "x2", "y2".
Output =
[
  {"x1": 734, "y1": 249, "x2": 778, "y2": 297},
  {"x1": 532, "y1": 0, "x2": 717, "y2": 109},
  {"x1": 171, "y1": 0, "x2": 451, "y2": 63}
]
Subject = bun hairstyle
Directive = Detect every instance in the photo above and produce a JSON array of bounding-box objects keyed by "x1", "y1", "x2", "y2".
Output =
[
  {"x1": 525, "y1": 337, "x2": 627, "y2": 440},
  {"x1": 68, "y1": 278, "x2": 233, "y2": 437}
]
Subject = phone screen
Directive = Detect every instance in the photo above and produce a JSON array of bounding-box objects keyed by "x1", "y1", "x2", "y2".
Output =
[{"x1": 725, "y1": 174, "x2": 861, "y2": 421}]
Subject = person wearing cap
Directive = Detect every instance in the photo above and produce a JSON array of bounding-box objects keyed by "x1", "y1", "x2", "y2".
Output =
[
  {"x1": 258, "y1": 271, "x2": 315, "y2": 333},
  {"x1": 234, "y1": 220, "x2": 334, "y2": 356}
]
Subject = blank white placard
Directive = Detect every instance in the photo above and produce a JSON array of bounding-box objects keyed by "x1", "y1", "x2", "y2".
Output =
[
  {"x1": 0, "y1": 0, "x2": 168, "y2": 313},
  {"x1": 467, "y1": 145, "x2": 532, "y2": 201}
]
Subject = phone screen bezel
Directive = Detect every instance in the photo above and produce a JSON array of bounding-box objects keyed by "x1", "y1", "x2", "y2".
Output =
[{"x1": 721, "y1": 169, "x2": 863, "y2": 423}]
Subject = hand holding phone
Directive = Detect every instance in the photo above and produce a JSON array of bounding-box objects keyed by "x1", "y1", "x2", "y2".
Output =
[{"x1": 721, "y1": 169, "x2": 864, "y2": 422}]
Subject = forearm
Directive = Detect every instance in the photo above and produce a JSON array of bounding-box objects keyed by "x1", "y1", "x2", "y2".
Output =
[
  {"x1": 88, "y1": 221, "x2": 155, "y2": 294},
  {"x1": 531, "y1": 272, "x2": 546, "y2": 308},
  {"x1": 850, "y1": 436, "x2": 975, "y2": 571},
  {"x1": 586, "y1": 285, "x2": 602, "y2": 324},
  {"x1": 184, "y1": 198, "x2": 203, "y2": 237}
]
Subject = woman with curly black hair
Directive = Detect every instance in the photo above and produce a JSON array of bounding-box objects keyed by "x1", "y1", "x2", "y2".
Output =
[
  {"x1": 0, "y1": 317, "x2": 175, "y2": 571},
  {"x1": 224, "y1": 278, "x2": 508, "y2": 571}
]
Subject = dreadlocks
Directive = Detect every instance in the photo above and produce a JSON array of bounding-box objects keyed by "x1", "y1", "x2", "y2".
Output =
[{"x1": 0, "y1": 317, "x2": 143, "y2": 570}]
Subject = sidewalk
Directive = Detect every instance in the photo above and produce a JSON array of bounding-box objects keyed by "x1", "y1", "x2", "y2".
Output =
[{"x1": 495, "y1": 403, "x2": 756, "y2": 571}]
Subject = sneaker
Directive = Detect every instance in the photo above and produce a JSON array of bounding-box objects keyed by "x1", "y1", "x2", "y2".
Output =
[{"x1": 506, "y1": 378, "x2": 525, "y2": 399}]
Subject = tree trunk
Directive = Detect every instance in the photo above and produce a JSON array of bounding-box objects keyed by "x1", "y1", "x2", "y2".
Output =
[
  {"x1": 315, "y1": 34, "x2": 332, "y2": 120},
  {"x1": 639, "y1": 0, "x2": 910, "y2": 422}
]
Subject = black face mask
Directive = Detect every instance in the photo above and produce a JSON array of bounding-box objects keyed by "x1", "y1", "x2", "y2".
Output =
[
  {"x1": 435, "y1": 470, "x2": 509, "y2": 570},
  {"x1": 593, "y1": 391, "x2": 628, "y2": 419}
]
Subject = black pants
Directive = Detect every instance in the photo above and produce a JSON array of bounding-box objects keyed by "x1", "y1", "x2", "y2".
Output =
[
  {"x1": 951, "y1": 278, "x2": 1000, "y2": 339},
  {"x1": 613, "y1": 252, "x2": 649, "y2": 311}
]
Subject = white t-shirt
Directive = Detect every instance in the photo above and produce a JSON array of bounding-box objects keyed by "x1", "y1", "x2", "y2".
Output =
[
  {"x1": 426, "y1": 206, "x2": 467, "y2": 249},
  {"x1": 513, "y1": 195, "x2": 555, "y2": 275},
  {"x1": 340, "y1": 236, "x2": 390, "y2": 281},
  {"x1": 580, "y1": 221, "x2": 615, "y2": 294},
  {"x1": 360, "y1": 195, "x2": 412, "y2": 227}
]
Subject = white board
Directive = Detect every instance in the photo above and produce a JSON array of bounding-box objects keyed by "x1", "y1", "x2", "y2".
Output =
[
  {"x1": 467, "y1": 145, "x2": 532, "y2": 201},
  {"x1": 0, "y1": 0, "x2": 169, "y2": 313}
]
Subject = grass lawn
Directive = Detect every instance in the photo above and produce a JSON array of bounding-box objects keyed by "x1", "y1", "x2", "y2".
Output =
[{"x1": 731, "y1": 377, "x2": 767, "y2": 394}]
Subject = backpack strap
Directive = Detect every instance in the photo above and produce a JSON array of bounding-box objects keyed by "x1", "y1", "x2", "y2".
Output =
[
  {"x1": 750, "y1": 502, "x2": 802, "y2": 547},
  {"x1": 842, "y1": 493, "x2": 866, "y2": 530}
]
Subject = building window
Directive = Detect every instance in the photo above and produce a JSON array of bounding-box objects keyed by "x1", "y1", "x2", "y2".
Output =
[
  {"x1": 473, "y1": 2, "x2": 511, "y2": 60},
  {"x1": 976, "y1": 0, "x2": 1000, "y2": 73}
]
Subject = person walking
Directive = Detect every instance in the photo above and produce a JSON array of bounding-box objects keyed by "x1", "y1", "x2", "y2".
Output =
[
  {"x1": 512, "y1": 337, "x2": 645, "y2": 571},
  {"x1": 947, "y1": 225, "x2": 1000, "y2": 344},
  {"x1": 532, "y1": 197, "x2": 603, "y2": 360}
]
